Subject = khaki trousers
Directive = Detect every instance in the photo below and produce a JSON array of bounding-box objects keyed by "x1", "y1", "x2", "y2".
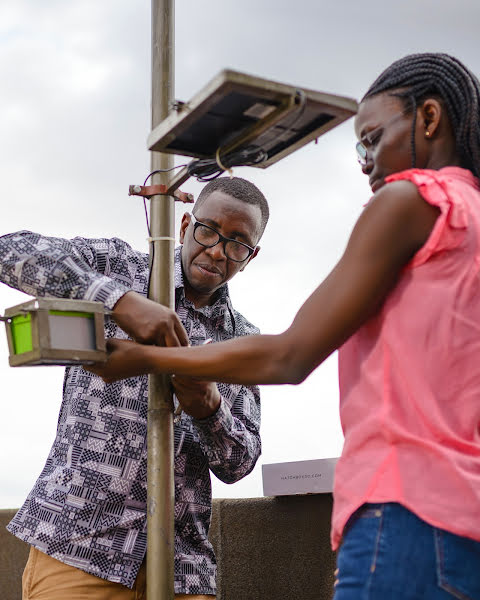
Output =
[{"x1": 22, "y1": 547, "x2": 215, "y2": 600}]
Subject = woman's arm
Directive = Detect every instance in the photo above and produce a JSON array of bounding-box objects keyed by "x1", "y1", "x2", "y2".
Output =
[{"x1": 89, "y1": 180, "x2": 439, "y2": 385}]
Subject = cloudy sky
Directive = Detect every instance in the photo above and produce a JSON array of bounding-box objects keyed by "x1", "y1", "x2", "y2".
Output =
[{"x1": 1, "y1": 1, "x2": 479, "y2": 506}]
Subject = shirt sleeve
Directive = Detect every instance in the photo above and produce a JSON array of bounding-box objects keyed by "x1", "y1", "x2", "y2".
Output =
[
  {"x1": 192, "y1": 381, "x2": 261, "y2": 484},
  {"x1": 0, "y1": 231, "x2": 143, "y2": 309},
  {"x1": 385, "y1": 168, "x2": 469, "y2": 268}
]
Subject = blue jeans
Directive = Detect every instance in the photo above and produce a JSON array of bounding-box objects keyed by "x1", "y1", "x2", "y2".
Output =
[{"x1": 333, "y1": 503, "x2": 480, "y2": 600}]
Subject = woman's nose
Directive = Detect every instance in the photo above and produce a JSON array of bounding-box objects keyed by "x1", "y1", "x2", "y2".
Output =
[{"x1": 361, "y1": 155, "x2": 374, "y2": 175}]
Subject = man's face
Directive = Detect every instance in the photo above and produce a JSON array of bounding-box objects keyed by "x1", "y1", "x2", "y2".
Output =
[{"x1": 179, "y1": 190, "x2": 262, "y2": 307}]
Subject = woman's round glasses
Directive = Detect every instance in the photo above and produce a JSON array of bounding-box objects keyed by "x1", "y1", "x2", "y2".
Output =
[{"x1": 190, "y1": 214, "x2": 255, "y2": 262}]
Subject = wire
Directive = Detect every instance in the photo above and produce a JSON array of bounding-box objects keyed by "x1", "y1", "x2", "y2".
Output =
[
  {"x1": 139, "y1": 87, "x2": 304, "y2": 295},
  {"x1": 142, "y1": 90, "x2": 307, "y2": 225},
  {"x1": 143, "y1": 198, "x2": 151, "y2": 237},
  {"x1": 186, "y1": 146, "x2": 268, "y2": 182},
  {"x1": 138, "y1": 164, "x2": 188, "y2": 297},
  {"x1": 140, "y1": 165, "x2": 188, "y2": 235},
  {"x1": 142, "y1": 165, "x2": 188, "y2": 186}
]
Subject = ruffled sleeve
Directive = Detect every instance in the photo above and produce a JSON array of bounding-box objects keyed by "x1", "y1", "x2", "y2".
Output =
[{"x1": 385, "y1": 168, "x2": 470, "y2": 268}]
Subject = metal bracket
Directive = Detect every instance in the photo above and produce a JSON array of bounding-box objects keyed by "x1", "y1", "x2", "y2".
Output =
[{"x1": 128, "y1": 184, "x2": 194, "y2": 204}]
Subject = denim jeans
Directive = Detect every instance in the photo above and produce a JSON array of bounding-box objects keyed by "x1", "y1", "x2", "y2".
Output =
[{"x1": 333, "y1": 503, "x2": 480, "y2": 600}]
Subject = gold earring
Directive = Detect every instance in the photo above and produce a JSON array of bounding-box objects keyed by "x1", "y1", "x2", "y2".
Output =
[{"x1": 425, "y1": 130, "x2": 431, "y2": 138}]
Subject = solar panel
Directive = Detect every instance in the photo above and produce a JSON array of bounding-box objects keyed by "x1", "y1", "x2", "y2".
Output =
[{"x1": 148, "y1": 69, "x2": 358, "y2": 169}]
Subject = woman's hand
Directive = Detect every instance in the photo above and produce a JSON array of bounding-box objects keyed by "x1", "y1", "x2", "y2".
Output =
[{"x1": 86, "y1": 338, "x2": 152, "y2": 383}]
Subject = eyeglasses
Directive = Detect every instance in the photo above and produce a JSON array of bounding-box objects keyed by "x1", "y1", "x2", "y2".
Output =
[
  {"x1": 356, "y1": 111, "x2": 409, "y2": 168},
  {"x1": 190, "y1": 214, "x2": 256, "y2": 262}
]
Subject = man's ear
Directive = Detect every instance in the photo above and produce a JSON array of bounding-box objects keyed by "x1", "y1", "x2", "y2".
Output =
[
  {"x1": 179, "y1": 213, "x2": 192, "y2": 244},
  {"x1": 419, "y1": 98, "x2": 442, "y2": 138},
  {"x1": 240, "y1": 245, "x2": 260, "y2": 272}
]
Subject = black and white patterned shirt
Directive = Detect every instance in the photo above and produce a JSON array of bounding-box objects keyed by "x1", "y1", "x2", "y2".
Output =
[{"x1": 0, "y1": 232, "x2": 261, "y2": 594}]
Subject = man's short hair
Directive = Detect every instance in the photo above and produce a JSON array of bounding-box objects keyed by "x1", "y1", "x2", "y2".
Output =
[{"x1": 194, "y1": 177, "x2": 269, "y2": 240}]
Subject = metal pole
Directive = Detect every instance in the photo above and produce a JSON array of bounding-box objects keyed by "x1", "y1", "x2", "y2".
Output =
[{"x1": 147, "y1": 1, "x2": 175, "y2": 598}]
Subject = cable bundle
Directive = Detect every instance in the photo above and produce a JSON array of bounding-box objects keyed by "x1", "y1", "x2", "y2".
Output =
[{"x1": 186, "y1": 146, "x2": 268, "y2": 181}]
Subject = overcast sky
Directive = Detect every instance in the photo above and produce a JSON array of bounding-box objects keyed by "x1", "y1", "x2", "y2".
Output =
[{"x1": 1, "y1": 1, "x2": 479, "y2": 506}]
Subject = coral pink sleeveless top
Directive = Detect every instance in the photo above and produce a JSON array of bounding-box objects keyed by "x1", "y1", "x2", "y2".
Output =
[{"x1": 334, "y1": 167, "x2": 480, "y2": 549}]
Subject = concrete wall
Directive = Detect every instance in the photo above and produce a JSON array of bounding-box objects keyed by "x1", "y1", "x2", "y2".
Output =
[
  {"x1": 0, "y1": 509, "x2": 29, "y2": 600},
  {"x1": 0, "y1": 495, "x2": 336, "y2": 599}
]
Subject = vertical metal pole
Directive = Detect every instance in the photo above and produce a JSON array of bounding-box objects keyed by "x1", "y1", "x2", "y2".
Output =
[{"x1": 148, "y1": 1, "x2": 175, "y2": 598}]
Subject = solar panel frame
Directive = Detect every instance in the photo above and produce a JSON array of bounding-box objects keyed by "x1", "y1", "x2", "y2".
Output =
[{"x1": 147, "y1": 69, "x2": 358, "y2": 169}]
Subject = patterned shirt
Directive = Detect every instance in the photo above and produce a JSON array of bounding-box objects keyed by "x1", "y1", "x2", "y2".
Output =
[{"x1": 0, "y1": 232, "x2": 261, "y2": 594}]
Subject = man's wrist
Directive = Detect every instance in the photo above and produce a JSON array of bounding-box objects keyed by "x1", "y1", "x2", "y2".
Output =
[
  {"x1": 192, "y1": 396, "x2": 235, "y2": 437},
  {"x1": 112, "y1": 290, "x2": 136, "y2": 318}
]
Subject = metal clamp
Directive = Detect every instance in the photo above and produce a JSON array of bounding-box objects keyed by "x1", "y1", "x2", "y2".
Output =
[{"x1": 128, "y1": 184, "x2": 194, "y2": 204}]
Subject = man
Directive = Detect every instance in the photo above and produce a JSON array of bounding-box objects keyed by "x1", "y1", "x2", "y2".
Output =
[{"x1": 0, "y1": 176, "x2": 269, "y2": 599}]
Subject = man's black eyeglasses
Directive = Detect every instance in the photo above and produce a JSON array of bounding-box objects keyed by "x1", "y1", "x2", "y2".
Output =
[{"x1": 190, "y1": 214, "x2": 255, "y2": 262}]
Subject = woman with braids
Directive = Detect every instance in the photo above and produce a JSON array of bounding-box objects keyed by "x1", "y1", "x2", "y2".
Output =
[{"x1": 90, "y1": 53, "x2": 480, "y2": 598}]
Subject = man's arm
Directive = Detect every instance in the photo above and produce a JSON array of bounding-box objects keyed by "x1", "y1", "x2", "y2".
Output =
[
  {"x1": 0, "y1": 231, "x2": 128, "y2": 308},
  {"x1": 0, "y1": 231, "x2": 188, "y2": 346},
  {"x1": 175, "y1": 379, "x2": 261, "y2": 483}
]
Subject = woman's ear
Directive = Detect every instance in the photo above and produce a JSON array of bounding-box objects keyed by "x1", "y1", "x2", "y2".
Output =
[{"x1": 420, "y1": 98, "x2": 443, "y2": 139}]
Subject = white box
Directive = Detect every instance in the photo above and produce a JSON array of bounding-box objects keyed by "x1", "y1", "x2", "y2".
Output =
[{"x1": 262, "y1": 457, "x2": 339, "y2": 497}]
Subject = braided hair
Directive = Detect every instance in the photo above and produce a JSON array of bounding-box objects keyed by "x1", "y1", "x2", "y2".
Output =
[{"x1": 362, "y1": 53, "x2": 480, "y2": 177}]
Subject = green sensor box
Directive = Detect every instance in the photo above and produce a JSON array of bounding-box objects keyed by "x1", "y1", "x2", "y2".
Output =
[{"x1": 3, "y1": 298, "x2": 107, "y2": 366}]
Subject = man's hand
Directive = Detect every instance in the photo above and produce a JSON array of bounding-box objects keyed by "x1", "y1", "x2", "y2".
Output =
[
  {"x1": 171, "y1": 375, "x2": 221, "y2": 419},
  {"x1": 112, "y1": 291, "x2": 189, "y2": 347}
]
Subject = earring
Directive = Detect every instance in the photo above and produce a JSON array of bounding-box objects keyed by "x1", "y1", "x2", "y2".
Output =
[{"x1": 425, "y1": 130, "x2": 431, "y2": 138}]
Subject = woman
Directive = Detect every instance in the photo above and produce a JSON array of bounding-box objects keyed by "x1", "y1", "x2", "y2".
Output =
[{"x1": 90, "y1": 53, "x2": 480, "y2": 599}]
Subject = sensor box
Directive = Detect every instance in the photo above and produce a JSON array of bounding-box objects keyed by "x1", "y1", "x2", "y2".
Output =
[{"x1": 3, "y1": 297, "x2": 107, "y2": 366}]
